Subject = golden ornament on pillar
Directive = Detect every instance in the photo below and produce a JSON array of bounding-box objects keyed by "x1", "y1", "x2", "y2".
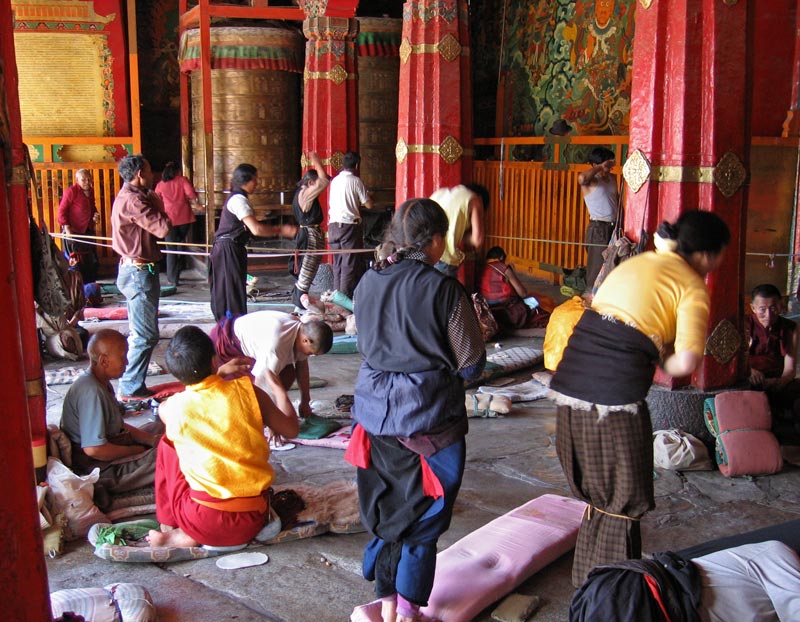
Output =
[{"x1": 705, "y1": 319, "x2": 742, "y2": 365}]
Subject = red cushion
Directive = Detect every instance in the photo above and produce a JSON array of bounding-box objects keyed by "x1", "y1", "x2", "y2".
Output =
[
  {"x1": 714, "y1": 390, "x2": 771, "y2": 431},
  {"x1": 714, "y1": 390, "x2": 783, "y2": 477}
]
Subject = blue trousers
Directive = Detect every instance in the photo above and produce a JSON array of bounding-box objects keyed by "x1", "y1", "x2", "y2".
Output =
[
  {"x1": 116, "y1": 263, "x2": 160, "y2": 395},
  {"x1": 362, "y1": 440, "x2": 466, "y2": 605}
]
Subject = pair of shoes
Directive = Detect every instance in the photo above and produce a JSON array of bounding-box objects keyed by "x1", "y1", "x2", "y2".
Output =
[{"x1": 118, "y1": 386, "x2": 155, "y2": 401}]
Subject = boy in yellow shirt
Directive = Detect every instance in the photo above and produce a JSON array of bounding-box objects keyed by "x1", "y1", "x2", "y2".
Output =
[{"x1": 149, "y1": 326, "x2": 299, "y2": 548}]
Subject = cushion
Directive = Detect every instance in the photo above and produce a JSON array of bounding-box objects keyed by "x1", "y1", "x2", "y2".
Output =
[
  {"x1": 704, "y1": 391, "x2": 783, "y2": 477},
  {"x1": 351, "y1": 494, "x2": 585, "y2": 622},
  {"x1": 51, "y1": 583, "x2": 156, "y2": 622}
]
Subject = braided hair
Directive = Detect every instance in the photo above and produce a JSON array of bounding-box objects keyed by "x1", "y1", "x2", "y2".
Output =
[{"x1": 373, "y1": 198, "x2": 449, "y2": 271}]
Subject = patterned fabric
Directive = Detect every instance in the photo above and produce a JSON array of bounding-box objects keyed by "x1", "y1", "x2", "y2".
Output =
[
  {"x1": 556, "y1": 402, "x2": 655, "y2": 587},
  {"x1": 50, "y1": 583, "x2": 157, "y2": 622}
]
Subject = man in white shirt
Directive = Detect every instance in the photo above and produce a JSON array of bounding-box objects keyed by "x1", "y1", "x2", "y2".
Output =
[
  {"x1": 211, "y1": 310, "x2": 333, "y2": 430},
  {"x1": 327, "y1": 152, "x2": 374, "y2": 298}
]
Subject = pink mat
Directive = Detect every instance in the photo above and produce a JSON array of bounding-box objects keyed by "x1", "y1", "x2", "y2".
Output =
[
  {"x1": 351, "y1": 494, "x2": 586, "y2": 622},
  {"x1": 83, "y1": 307, "x2": 130, "y2": 320},
  {"x1": 293, "y1": 426, "x2": 351, "y2": 449}
]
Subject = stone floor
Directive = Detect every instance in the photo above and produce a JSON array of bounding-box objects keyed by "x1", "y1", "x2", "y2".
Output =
[{"x1": 43, "y1": 262, "x2": 800, "y2": 622}]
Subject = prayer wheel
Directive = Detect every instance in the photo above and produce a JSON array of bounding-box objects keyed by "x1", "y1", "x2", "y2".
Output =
[
  {"x1": 180, "y1": 26, "x2": 304, "y2": 209},
  {"x1": 356, "y1": 18, "x2": 402, "y2": 208}
]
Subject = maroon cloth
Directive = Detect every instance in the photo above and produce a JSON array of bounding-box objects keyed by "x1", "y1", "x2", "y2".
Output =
[
  {"x1": 155, "y1": 176, "x2": 197, "y2": 227},
  {"x1": 154, "y1": 437, "x2": 267, "y2": 546},
  {"x1": 747, "y1": 314, "x2": 796, "y2": 378},
  {"x1": 210, "y1": 315, "x2": 245, "y2": 362},
  {"x1": 209, "y1": 315, "x2": 253, "y2": 381},
  {"x1": 111, "y1": 182, "x2": 171, "y2": 262},
  {"x1": 58, "y1": 184, "x2": 96, "y2": 233},
  {"x1": 478, "y1": 260, "x2": 516, "y2": 304}
]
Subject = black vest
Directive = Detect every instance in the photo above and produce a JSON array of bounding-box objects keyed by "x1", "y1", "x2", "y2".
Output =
[
  {"x1": 214, "y1": 190, "x2": 251, "y2": 245},
  {"x1": 356, "y1": 258, "x2": 462, "y2": 373},
  {"x1": 292, "y1": 187, "x2": 323, "y2": 227}
]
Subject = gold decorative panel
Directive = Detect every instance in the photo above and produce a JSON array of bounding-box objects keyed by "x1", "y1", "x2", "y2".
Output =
[
  {"x1": 622, "y1": 148, "x2": 651, "y2": 193},
  {"x1": 437, "y1": 33, "x2": 461, "y2": 62},
  {"x1": 705, "y1": 319, "x2": 741, "y2": 365},
  {"x1": 712, "y1": 150, "x2": 747, "y2": 198},
  {"x1": 14, "y1": 32, "x2": 107, "y2": 137}
]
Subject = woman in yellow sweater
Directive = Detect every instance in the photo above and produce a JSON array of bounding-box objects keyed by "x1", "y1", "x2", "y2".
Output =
[
  {"x1": 148, "y1": 326, "x2": 299, "y2": 548},
  {"x1": 550, "y1": 210, "x2": 730, "y2": 587}
]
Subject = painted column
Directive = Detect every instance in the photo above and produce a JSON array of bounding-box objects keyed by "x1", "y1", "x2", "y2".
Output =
[
  {"x1": 395, "y1": 0, "x2": 473, "y2": 202},
  {"x1": 623, "y1": 0, "x2": 749, "y2": 390},
  {"x1": 0, "y1": 0, "x2": 53, "y2": 614},
  {"x1": 300, "y1": 9, "x2": 360, "y2": 226}
]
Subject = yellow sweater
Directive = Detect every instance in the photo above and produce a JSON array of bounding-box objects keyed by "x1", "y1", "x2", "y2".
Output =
[
  {"x1": 163, "y1": 375, "x2": 273, "y2": 499},
  {"x1": 430, "y1": 185, "x2": 474, "y2": 267},
  {"x1": 592, "y1": 250, "x2": 710, "y2": 356}
]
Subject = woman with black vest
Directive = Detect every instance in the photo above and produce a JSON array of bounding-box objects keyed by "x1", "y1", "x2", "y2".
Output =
[
  {"x1": 346, "y1": 198, "x2": 486, "y2": 622},
  {"x1": 208, "y1": 163, "x2": 295, "y2": 321}
]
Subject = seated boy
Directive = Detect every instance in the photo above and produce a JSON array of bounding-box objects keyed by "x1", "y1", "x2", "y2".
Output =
[
  {"x1": 747, "y1": 283, "x2": 800, "y2": 439},
  {"x1": 148, "y1": 326, "x2": 300, "y2": 548}
]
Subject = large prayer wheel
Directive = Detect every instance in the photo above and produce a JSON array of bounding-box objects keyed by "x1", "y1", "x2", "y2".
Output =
[
  {"x1": 180, "y1": 26, "x2": 304, "y2": 209},
  {"x1": 356, "y1": 18, "x2": 402, "y2": 208}
]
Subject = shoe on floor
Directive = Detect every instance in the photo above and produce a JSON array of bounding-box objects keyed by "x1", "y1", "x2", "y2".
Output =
[{"x1": 118, "y1": 386, "x2": 155, "y2": 401}]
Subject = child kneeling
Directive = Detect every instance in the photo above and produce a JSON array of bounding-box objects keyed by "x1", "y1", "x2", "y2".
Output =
[{"x1": 149, "y1": 326, "x2": 299, "y2": 548}]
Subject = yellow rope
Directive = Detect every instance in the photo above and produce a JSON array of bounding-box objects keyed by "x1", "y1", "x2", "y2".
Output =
[{"x1": 585, "y1": 504, "x2": 640, "y2": 522}]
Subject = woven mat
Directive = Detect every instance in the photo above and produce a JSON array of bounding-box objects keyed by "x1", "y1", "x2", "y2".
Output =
[{"x1": 45, "y1": 362, "x2": 165, "y2": 386}]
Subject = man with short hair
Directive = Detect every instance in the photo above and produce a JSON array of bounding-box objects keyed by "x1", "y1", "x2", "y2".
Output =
[
  {"x1": 60, "y1": 329, "x2": 161, "y2": 509},
  {"x1": 111, "y1": 154, "x2": 171, "y2": 399},
  {"x1": 327, "y1": 151, "x2": 374, "y2": 299},
  {"x1": 747, "y1": 283, "x2": 800, "y2": 439},
  {"x1": 211, "y1": 310, "x2": 333, "y2": 428},
  {"x1": 578, "y1": 147, "x2": 618, "y2": 296}
]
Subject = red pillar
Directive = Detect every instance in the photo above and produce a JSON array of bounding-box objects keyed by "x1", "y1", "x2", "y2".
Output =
[
  {"x1": 301, "y1": 14, "x2": 360, "y2": 227},
  {"x1": 395, "y1": 0, "x2": 473, "y2": 202},
  {"x1": 624, "y1": 0, "x2": 750, "y2": 391},
  {"x1": 0, "y1": 0, "x2": 53, "y2": 616}
]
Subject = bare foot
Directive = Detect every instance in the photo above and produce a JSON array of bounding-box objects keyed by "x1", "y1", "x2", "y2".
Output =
[
  {"x1": 147, "y1": 528, "x2": 200, "y2": 548},
  {"x1": 380, "y1": 598, "x2": 396, "y2": 622}
]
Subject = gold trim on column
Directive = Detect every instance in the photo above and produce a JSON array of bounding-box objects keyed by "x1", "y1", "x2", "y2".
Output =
[
  {"x1": 395, "y1": 136, "x2": 469, "y2": 165},
  {"x1": 300, "y1": 151, "x2": 345, "y2": 171},
  {"x1": 303, "y1": 65, "x2": 353, "y2": 85},
  {"x1": 705, "y1": 319, "x2": 741, "y2": 365},
  {"x1": 623, "y1": 148, "x2": 746, "y2": 197},
  {"x1": 722, "y1": 0, "x2": 738, "y2": 5},
  {"x1": 639, "y1": 0, "x2": 653, "y2": 7},
  {"x1": 399, "y1": 33, "x2": 464, "y2": 64},
  {"x1": 11, "y1": 165, "x2": 30, "y2": 186}
]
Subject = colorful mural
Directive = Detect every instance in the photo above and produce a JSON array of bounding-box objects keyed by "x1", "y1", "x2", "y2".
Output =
[{"x1": 473, "y1": 0, "x2": 635, "y2": 139}]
